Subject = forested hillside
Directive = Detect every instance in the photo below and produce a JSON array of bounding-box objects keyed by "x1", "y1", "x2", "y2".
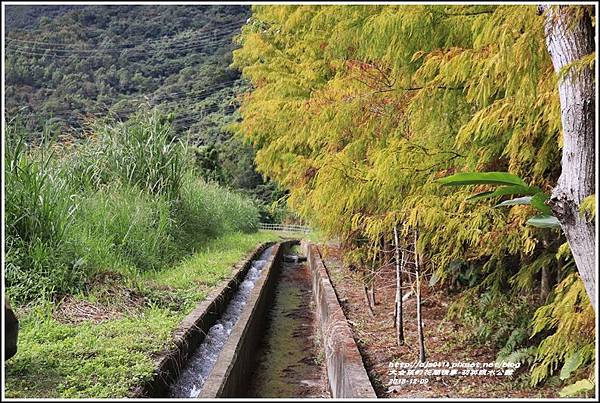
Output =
[
  {"x1": 5, "y1": 5, "x2": 79, "y2": 29},
  {"x1": 4, "y1": 5, "x2": 283, "y2": 212}
]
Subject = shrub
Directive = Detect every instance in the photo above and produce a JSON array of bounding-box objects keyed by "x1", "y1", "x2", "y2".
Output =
[
  {"x1": 58, "y1": 110, "x2": 188, "y2": 199},
  {"x1": 217, "y1": 183, "x2": 260, "y2": 234},
  {"x1": 97, "y1": 111, "x2": 188, "y2": 200},
  {"x1": 529, "y1": 274, "x2": 595, "y2": 386},
  {"x1": 173, "y1": 174, "x2": 260, "y2": 250}
]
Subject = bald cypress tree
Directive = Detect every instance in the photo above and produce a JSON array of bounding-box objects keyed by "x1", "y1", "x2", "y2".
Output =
[{"x1": 232, "y1": 4, "x2": 595, "y2": 387}]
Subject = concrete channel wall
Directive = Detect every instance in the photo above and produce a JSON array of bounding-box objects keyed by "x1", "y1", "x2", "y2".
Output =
[
  {"x1": 303, "y1": 241, "x2": 377, "y2": 399},
  {"x1": 200, "y1": 240, "x2": 296, "y2": 397},
  {"x1": 131, "y1": 242, "x2": 274, "y2": 398}
]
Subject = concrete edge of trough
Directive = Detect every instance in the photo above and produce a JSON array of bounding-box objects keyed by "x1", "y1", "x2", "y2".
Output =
[
  {"x1": 302, "y1": 241, "x2": 378, "y2": 399},
  {"x1": 199, "y1": 240, "x2": 299, "y2": 398},
  {"x1": 130, "y1": 241, "x2": 275, "y2": 398}
]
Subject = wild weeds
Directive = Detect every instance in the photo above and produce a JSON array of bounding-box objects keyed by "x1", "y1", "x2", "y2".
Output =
[
  {"x1": 97, "y1": 112, "x2": 187, "y2": 200},
  {"x1": 4, "y1": 111, "x2": 261, "y2": 303},
  {"x1": 4, "y1": 122, "x2": 82, "y2": 301}
]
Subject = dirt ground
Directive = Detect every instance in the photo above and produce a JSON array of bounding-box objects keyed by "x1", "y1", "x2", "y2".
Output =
[{"x1": 318, "y1": 243, "x2": 559, "y2": 398}]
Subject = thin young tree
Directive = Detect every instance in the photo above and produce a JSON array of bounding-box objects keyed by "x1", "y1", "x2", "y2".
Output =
[
  {"x1": 369, "y1": 245, "x2": 378, "y2": 307},
  {"x1": 393, "y1": 225, "x2": 405, "y2": 346},
  {"x1": 360, "y1": 253, "x2": 376, "y2": 318},
  {"x1": 414, "y1": 229, "x2": 426, "y2": 363}
]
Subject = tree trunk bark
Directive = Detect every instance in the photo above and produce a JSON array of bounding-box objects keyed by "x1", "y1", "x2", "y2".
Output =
[
  {"x1": 363, "y1": 284, "x2": 375, "y2": 318},
  {"x1": 369, "y1": 284, "x2": 376, "y2": 307},
  {"x1": 414, "y1": 230, "x2": 426, "y2": 363},
  {"x1": 540, "y1": 240, "x2": 554, "y2": 301},
  {"x1": 539, "y1": 5, "x2": 596, "y2": 309},
  {"x1": 393, "y1": 225, "x2": 405, "y2": 346},
  {"x1": 359, "y1": 255, "x2": 375, "y2": 317},
  {"x1": 540, "y1": 265, "x2": 551, "y2": 302},
  {"x1": 369, "y1": 248, "x2": 378, "y2": 307}
]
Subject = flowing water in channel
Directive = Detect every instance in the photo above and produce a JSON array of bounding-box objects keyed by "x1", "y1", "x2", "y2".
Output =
[{"x1": 168, "y1": 246, "x2": 274, "y2": 398}]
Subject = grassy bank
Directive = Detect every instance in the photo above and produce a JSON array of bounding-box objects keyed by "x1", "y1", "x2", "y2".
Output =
[
  {"x1": 3, "y1": 111, "x2": 284, "y2": 397},
  {"x1": 4, "y1": 231, "x2": 280, "y2": 398},
  {"x1": 5, "y1": 111, "x2": 261, "y2": 303}
]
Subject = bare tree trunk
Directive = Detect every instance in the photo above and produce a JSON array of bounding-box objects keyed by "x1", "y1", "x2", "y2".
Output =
[
  {"x1": 414, "y1": 230, "x2": 426, "y2": 362},
  {"x1": 539, "y1": 5, "x2": 596, "y2": 309},
  {"x1": 363, "y1": 284, "x2": 375, "y2": 317},
  {"x1": 369, "y1": 248, "x2": 378, "y2": 307},
  {"x1": 541, "y1": 265, "x2": 551, "y2": 302},
  {"x1": 540, "y1": 239, "x2": 554, "y2": 301},
  {"x1": 369, "y1": 284, "x2": 376, "y2": 307},
  {"x1": 556, "y1": 254, "x2": 565, "y2": 283},
  {"x1": 393, "y1": 225, "x2": 405, "y2": 346},
  {"x1": 359, "y1": 254, "x2": 375, "y2": 317}
]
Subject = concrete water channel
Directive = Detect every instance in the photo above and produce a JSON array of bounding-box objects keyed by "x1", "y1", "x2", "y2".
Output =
[
  {"x1": 133, "y1": 240, "x2": 376, "y2": 399},
  {"x1": 246, "y1": 249, "x2": 329, "y2": 397}
]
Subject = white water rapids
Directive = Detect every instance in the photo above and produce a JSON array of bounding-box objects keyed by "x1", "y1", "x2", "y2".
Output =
[{"x1": 169, "y1": 245, "x2": 274, "y2": 398}]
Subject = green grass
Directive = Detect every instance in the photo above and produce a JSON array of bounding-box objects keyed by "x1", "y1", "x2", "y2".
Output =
[
  {"x1": 305, "y1": 228, "x2": 326, "y2": 244},
  {"x1": 142, "y1": 231, "x2": 282, "y2": 313},
  {"x1": 255, "y1": 228, "x2": 324, "y2": 245},
  {"x1": 4, "y1": 231, "x2": 281, "y2": 399},
  {"x1": 5, "y1": 113, "x2": 261, "y2": 303},
  {"x1": 4, "y1": 113, "x2": 283, "y2": 398},
  {"x1": 4, "y1": 307, "x2": 179, "y2": 398}
]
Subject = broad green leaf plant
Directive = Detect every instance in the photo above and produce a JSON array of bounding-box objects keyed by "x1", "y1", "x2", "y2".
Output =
[{"x1": 438, "y1": 171, "x2": 560, "y2": 229}]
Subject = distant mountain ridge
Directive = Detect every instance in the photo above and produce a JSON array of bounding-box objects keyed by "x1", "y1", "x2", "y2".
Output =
[
  {"x1": 4, "y1": 5, "x2": 80, "y2": 31},
  {"x1": 5, "y1": 5, "x2": 250, "y2": 137}
]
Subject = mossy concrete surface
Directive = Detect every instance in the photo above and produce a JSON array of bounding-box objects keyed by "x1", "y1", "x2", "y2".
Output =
[{"x1": 304, "y1": 241, "x2": 377, "y2": 398}]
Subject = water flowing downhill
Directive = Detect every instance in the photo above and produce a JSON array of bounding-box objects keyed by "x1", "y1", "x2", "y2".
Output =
[{"x1": 169, "y1": 246, "x2": 274, "y2": 398}]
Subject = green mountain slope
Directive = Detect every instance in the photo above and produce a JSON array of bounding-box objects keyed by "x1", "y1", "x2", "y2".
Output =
[{"x1": 4, "y1": 5, "x2": 285, "y2": 218}]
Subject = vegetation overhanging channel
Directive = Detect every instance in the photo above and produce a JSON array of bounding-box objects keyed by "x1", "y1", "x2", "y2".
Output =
[{"x1": 2, "y1": 3, "x2": 597, "y2": 399}]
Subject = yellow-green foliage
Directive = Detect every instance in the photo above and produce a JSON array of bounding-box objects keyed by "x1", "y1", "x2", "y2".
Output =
[
  {"x1": 530, "y1": 274, "x2": 595, "y2": 386},
  {"x1": 232, "y1": 4, "x2": 595, "y2": 386},
  {"x1": 232, "y1": 5, "x2": 560, "y2": 251}
]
